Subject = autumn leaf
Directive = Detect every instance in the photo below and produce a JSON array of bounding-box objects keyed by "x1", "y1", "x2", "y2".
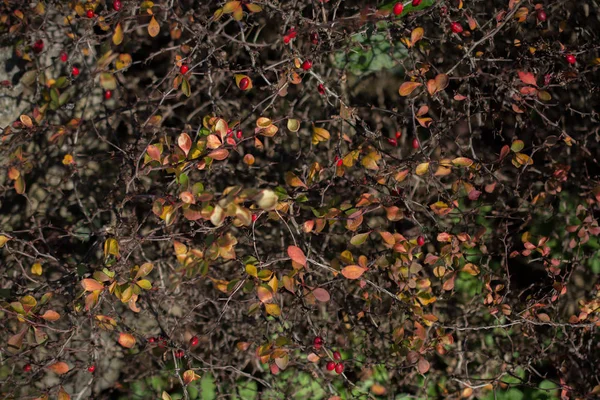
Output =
[
  {"x1": 257, "y1": 285, "x2": 273, "y2": 303},
  {"x1": 183, "y1": 370, "x2": 200, "y2": 385},
  {"x1": 118, "y1": 332, "x2": 136, "y2": 348},
  {"x1": 311, "y1": 288, "x2": 330, "y2": 302},
  {"x1": 312, "y1": 126, "x2": 330, "y2": 145},
  {"x1": 81, "y1": 279, "x2": 104, "y2": 292},
  {"x1": 518, "y1": 71, "x2": 537, "y2": 87},
  {"x1": 410, "y1": 27, "x2": 424, "y2": 47},
  {"x1": 48, "y1": 361, "x2": 70, "y2": 375},
  {"x1": 148, "y1": 16, "x2": 160, "y2": 37},
  {"x1": 341, "y1": 265, "x2": 367, "y2": 280},
  {"x1": 399, "y1": 81, "x2": 422, "y2": 97},
  {"x1": 287, "y1": 245, "x2": 307, "y2": 267},
  {"x1": 265, "y1": 303, "x2": 281, "y2": 317},
  {"x1": 40, "y1": 310, "x2": 60, "y2": 321},
  {"x1": 113, "y1": 23, "x2": 123, "y2": 45}
]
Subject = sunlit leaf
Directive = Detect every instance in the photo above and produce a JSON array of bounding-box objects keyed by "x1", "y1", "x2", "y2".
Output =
[
  {"x1": 48, "y1": 361, "x2": 69, "y2": 375},
  {"x1": 341, "y1": 265, "x2": 367, "y2": 280},
  {"x1": 312, "y1": 126, "x2": 330, "y2": 145},
  {"x1": 399, "y1": 81, "x2": 422, "y2": 96},
  {"x1": 118, "y1": 332, "x2": 136, "y2": 348},
  {"x1": 287, "y1": 245, "x2": 307, "y2": 267},
  {"x1": 148, "y1": 16, "x2": 160, "y2": 37}
]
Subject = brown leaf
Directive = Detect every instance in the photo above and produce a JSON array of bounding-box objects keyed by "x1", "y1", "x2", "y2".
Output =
[
  {"x1": 287, "y1": 245, "x2": 307, "y2": 267},
  {"x1": 417, "y1": 357, "x2": 430, "y2": 374}
]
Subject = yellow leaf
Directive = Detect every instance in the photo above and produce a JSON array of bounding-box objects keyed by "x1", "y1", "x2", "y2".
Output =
[
  {"x1": 183, "y1": 370, "x2": 200, "y2": 385},
  {"x1": 104, "y1": 238, "x2": 120, "y2": 259},
  {"x1": 287, "y1": 118, "x2": 300, "y2": 132},
  {"x1": 256, "y1": 189, "x2": 278, "y2": 210},
  {"x1": 115, "y1": 53, "x2": 132, "y2": 70},
  {"x1": 20, "y1": 114, "x2": 33, "y2": 128},
  {"x1": 31, "y1": 263, "x2": 43, "y2": 275},
  {"x1": 265, "y1": 303, "x2": 281, "y2": 316},
  {"x1": 415, "y1": 162, "x2": 429, "y2": 176},
  {"x1": 410, "y1": 27, "x2": 424, "y2": 47},
  {"x1": 148, "y1": 16, "x2": 160, "y2": 37},
  {"x1": 361, "y1": 151, "x2": 381, "y2": 170},
  {"x1": 452, "y1": 157, "x2": 473, "y2": 167},
  {"x1": 341, "y1": 265, "x2": 367, "y2": 280},
  {"x1": 399, "y1": 81, "x2": 422, "y2": 96},
  {"x1": 312, "y1": 126, "x2": 330, "y2": 145},
  {"x1": 118, "y1": 332, "x2": 136, "y2": 348},
  {"x1": 284, "y1": 172, "x2": 307, "y2": 188},
  {"x1": 223, "y1": 1, "x2": 241, "y2": 13},
  {"x1": 113, "y1": 23, "x2": 123, "y2": 45}
]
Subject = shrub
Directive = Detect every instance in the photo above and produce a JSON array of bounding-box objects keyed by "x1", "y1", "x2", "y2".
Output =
[{"x1": 1, "y1": 0, "x2": 600, "y2": 399}]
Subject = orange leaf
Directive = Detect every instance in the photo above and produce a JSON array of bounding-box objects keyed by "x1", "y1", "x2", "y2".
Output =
[
  {"x1": 48, "y1": 361, "x2": 70, "y2": 375},
  {"x1": 118, "y1": 332, "x2": 136, "y2": 348},
  {"x1": 257, "y1": 285, "x2": 273, "y2": 303},
  {"x1": 177, "y1": 132, "x2": 192, "y2": 156},
  {"x1": 399, "y1": 81, "x2": 422, "y2": 96},
  {"x1": 81, "y1": 279, "x2": 104, "y2": 292},
  {"x1": 341, "y1": 265, "x2": 367, "y2": 280},
  {"x1": 518, "y1": 71, "x2": 537, "y2": 87},
  {"x1": 287, "y1": 245, "x2": 307, "y2": 267},
  {"x1": 207, "y1": 148, "x2": 229, "y2": 161},
  {"x1": 148, "y1": 16, "x2": 160, "y2": 37},
  {"x1": 410, "y1": 27, "x2": 424, "y2": 47},
  {"x1": 40, "y1": 310, "x2": 60, "y2": 321}
]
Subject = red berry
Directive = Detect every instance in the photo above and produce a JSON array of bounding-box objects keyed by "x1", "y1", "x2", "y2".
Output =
[
  {"x1": 310, "y1": 32, "x2": 319, "y2": 45},
  {"x1": 395, "y1": 131, "x2": 402, "y2": 139},
  {"x1": 283, "y1": 35, "x2": 291, "y2": 44},
  {"x1": 87, "y1": 365, "x2": 96, "y2": 373},
  {"x1": 326, "y1": 361, "x2": 336, "y2": 371},
  {"x1": 148, "y1": 337, "x2": 156, "y2": 343},
  {"x1": 60, "y1": 52, "x2": 68, "y2": 62},
  {"x1": 86, "y1": 10, "x2": 94, "y2": 18},
  {"x1": 388, "y1": 138, "x2": 398, "y2": 146},
  {"x1": 537, "y1": 9, "x2": 547, "y2": 22},
  {"x1": 23, "y1": 364, "x2": 32, "y2": 372},
  {"x1": 113, "y1": 0, "x2": 122, "y2": 11},
  {"x1": 450, "y1": 22, "x2": 463, "y2": 34},
  {"x1": 417, "y1": 235, "x2": 425, "y2": 246},
  {"x1": 239, "y1": 77, "x2": 250, "y2": 91},
  {"x1": 393, "y1": 3, "x2": 403, "y2": 16},
  {"x1": 314, "y1": 336, "x2": 324, "y2": 346},
  {"x1": 288, "y1": 28, "x2": 297, "y2": 39},
  {"x1": 412, "y1": 0, "x2": 421, "y2": 6},
  {"x1": 335, "y1": 363, "x2": 344, "y2": 374},
  {"x1": 175, "y1": 350, "x2": 185, "y2": 358},
  {"x1": 302, "y1": 60, "x2": 313, "y2": 71},
  {"x1": 32, "y1": 40, "x2": 44, "y2": 53},
  {"x1": 190, "y1": 336, "x2": 199, "y2": 346},
  {"x1": 252, "y1": 214, "x2": 258, "y2": 222},
  {"x1": 318, "y1": 83, "x2": 325, "y2": 95},
  {"x1": 180, "y1": 64, "x2": 189, "y2": 74},
  {"x1": 333, "y1": 351, "x2": 341, "y2": 360},
  {"x1": 236, "y1": 130, "x2": 243, "y2": 139},
  {"x1": 72, "y1": 66, "x2": 80, "y2": 76},
  {"x1": 412, "y1": 138, "x2": 419, "y2": 149},
  {"x1": 104, "y1": 90, "x2": 112, "y2": 100},
  {"x1": 336, "y1": 159, "x2": 343, "y2": 167},
  {"x1": 565, "y1": 54, "x2": 576, "y2": 65}
]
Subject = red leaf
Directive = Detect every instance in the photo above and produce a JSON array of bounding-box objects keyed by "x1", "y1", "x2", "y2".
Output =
[
  {"x1": 287, "y1": 245, "x2": 306, "y2": 267},
  {"x1": 518, "y1": 71, "x2": 537, "y2": 87},
  {"x1": 312, "y1": 288, "x2": 330, "y2": 302}
]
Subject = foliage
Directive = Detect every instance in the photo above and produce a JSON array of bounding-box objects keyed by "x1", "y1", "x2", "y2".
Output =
[{"x1": 1, "y1": 0, "x2": 600, "y2": 399}]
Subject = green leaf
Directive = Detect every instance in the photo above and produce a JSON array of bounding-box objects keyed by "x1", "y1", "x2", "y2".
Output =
[
  {"x1": 237, "y1": 380, "x2": 258, "y2": 400},
  {"x1": 200, "y1": 374, "x2": 217, "y2": 400},
  {"x1": 181, "y1": 76, "x2": 191, "y2": 97}
]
